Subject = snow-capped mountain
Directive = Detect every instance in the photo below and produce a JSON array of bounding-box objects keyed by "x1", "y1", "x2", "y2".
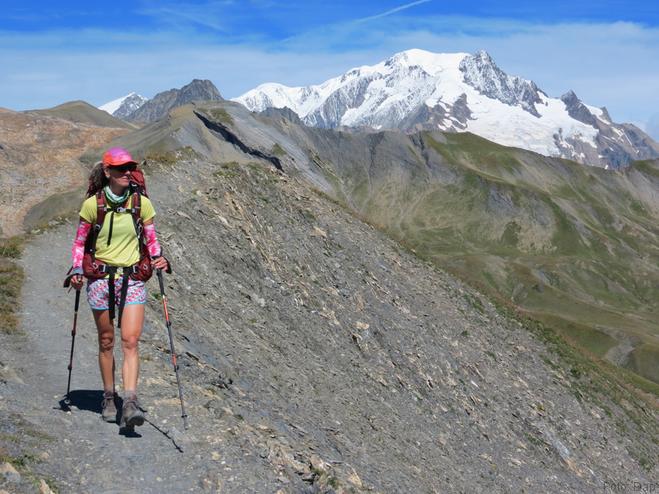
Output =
[
  {"x1": 234, "y1": 49, "x2": 659, "y2": 168},
  {"x1": 99, "y1": 92, "x2": 148, "y2": 120}
]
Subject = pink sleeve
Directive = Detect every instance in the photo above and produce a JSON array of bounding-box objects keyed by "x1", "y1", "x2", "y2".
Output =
[
  {"x1": 71, "y1": 220, "x2": 91, "y2": 269},
  {"x1": 143, "y1": 222, "x2": 162, "y2": 257}
]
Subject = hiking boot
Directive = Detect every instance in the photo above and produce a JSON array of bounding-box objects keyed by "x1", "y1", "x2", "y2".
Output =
[
  {"x1": 101, "y1": 391, "x2": 118, "y2": 423},
  {"x1": 120, "y1": 396, "x2": 145, "y2": 428}
]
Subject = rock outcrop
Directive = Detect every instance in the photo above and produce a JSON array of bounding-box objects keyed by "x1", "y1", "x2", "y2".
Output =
[{"x1": 126, "y1": 79, "x2": 222, "y2": 124}]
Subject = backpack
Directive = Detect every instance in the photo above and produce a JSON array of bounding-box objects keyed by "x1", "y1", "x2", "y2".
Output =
[{"x1": 82, "y1": 166, "x2": 152, "y2": 283}]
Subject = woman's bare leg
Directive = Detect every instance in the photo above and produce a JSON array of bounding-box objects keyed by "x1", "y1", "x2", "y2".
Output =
[
  {"x1": 120, "y1": 304, "x2": 145, "y2": 393},
  {"x1": 92, "y1": 309, "x2": 115, "y2": 392}
]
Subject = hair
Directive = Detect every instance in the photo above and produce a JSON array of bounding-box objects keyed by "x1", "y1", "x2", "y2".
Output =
[{"x1": 87, "y1": 162, "x2": 109, "y2": 197}]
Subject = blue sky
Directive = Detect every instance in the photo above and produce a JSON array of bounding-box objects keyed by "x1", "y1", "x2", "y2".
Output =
[{"x1": 1, "y1": 1, "x2": 658, "y2": 137}]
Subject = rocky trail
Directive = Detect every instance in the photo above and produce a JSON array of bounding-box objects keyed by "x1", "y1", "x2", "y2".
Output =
[
  {"x1": 1, "y1": 156, "x2": 657, "y2": 493},
  {"x1": 1, "y1": 225, "x2": 291, "y2": 493}
]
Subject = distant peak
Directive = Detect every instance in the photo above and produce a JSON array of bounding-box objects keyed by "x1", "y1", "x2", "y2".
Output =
[
  {"x1": 461, "y1": 50, "x2": 501, "y2": 72},
  {"x1": 185, "y1": 79, "x2": 216, "y2": 87},
  {"x1": 560, "y1": 90, "x2": 579, "y2": 104},
  {"x1": 179, "y1": 79, "x2": 223, "y2": 100},
  {"x1": 65, "y1": 100, "x2": 92, "y2": 106},
  {"x1": 385, "y1": 49, "x2": 417, "y2": 67},
  {"x1": 383, "y1": 48, "x2": 469, "y2": 74},
  {"x1": 560, "y1": 90, "x2": 597, "y2": 126},
  {"x1": 473, "y1": 49, "x2": 494, "y2": 62},
  {"x1": 389, "y1": 48, "x2": 434, "y2": 60},
  {"x1": 125, "y1": 79, "x2": 222, "y2": 123},
  {"x1": 459, "y1": 51, "x2": 542, "y2": 116}
]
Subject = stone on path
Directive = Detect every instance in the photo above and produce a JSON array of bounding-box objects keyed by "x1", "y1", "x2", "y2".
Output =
[
  {"x1": 39, "y1": 479, "x2": 56, "y2": 494},
  {"x1": 0, "y1": 462, "x2": 20, "y2": 483}
]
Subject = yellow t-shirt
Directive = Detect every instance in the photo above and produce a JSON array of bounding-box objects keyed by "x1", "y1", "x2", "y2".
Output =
[{"x1": 80, "y1": 194, "x2": 156, "y2": 267}]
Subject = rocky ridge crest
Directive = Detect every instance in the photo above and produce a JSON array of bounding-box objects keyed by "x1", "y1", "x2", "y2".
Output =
[{"x1": 126, "y1": 79, "x2": 223, "y2": 124}]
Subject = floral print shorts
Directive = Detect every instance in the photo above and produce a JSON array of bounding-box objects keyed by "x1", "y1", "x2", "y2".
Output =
[{"x1": 86, "y1": 277, "x2": 147, "y2": 311}]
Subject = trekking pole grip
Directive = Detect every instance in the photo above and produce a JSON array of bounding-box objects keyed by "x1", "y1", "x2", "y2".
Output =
[{"x1": 156, "y1": 268, "x2": 165, "y2": 295}]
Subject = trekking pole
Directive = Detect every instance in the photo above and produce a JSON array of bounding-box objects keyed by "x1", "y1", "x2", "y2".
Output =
[
  {"x1": 64, "y1": 289, "x2": 81, "y2": 407},
  {"x1": 156, "y1": 269, "x2": 189, "y2": 429}
]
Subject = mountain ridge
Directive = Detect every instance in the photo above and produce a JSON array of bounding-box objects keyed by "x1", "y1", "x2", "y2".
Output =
[
  {"x1": 100, "y1": 92, "x2": 148, "y2": 119},
  {"x1": 235, "y1": 49, "x2": 659, "y2": 169},
  {"x1": 30, "y1": 100, "x2": 134, "y2": 129},
  {"x1": 125, "y1": 79, "x2": 223, "y2": 124}
]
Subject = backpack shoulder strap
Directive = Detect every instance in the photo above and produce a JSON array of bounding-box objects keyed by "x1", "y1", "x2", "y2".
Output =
[
  {"x1": 85, "y1": 192, "x2": 107, "y2": 255},
  {"x1": 96, "y1": 192, "x2": 107, "y2": 227},
  {"x1": 129, "y1": 191, "x2": 144, "y2": 241},
  {"x1": 131, "y1": 190, "x2": 141, "y2": 217}
]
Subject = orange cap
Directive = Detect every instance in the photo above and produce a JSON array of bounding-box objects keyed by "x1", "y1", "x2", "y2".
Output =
[{"x1": 102, "y1": 147, "x2": 137, "y2": 167}]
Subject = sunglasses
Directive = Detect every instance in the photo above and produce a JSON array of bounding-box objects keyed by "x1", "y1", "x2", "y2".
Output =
[{"x1": 111, "y1": 164, "x2": 137, "y2": 173}]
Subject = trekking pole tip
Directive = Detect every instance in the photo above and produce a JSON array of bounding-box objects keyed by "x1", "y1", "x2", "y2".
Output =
[{"x1": 61, "y1": 395, "x2": 72, "y2": 411}]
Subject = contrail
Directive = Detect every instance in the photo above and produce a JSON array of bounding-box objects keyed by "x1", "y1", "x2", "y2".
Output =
[{"x1": 355, "y1": 0, "x2": 432, "y2": 23}]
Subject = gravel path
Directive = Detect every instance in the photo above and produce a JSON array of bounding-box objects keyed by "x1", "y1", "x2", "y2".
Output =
[{"x1": 4, "y1": 226, "x2": 204, "y2": 492}]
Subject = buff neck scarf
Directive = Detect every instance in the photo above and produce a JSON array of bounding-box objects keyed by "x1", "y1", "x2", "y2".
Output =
[{"x1": 104, "y1": 185, "x2": 129, "y2": 205}]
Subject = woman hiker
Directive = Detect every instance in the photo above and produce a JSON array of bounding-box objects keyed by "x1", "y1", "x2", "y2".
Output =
[{"x1": 66, "y1": 147, "x2": 170, "y2": 428}]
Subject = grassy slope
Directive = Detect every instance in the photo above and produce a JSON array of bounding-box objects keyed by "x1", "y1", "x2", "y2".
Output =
[
  {"x1": 323, "y1": 131, "x2": 659, "y2": 388},
  {"x1": 0, "y1": 236, "x2": 24, "y2": 333},
  {"x1": 30, "y1": 100, "x2": 135, "y2": 129}
]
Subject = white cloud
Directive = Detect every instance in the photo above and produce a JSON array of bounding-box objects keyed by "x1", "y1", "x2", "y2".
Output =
[
  {"x1": 0, "y1": 31, "x2": 373, "y2": 109},
  {"x1": 353, "y1": 0, "x2": 432, "y2": 24},
  {"x1": 138, "y1": 1, "x2": 232, "y2": 32}
]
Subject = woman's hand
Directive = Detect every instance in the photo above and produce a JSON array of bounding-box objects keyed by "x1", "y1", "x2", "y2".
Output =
[
  {"x1": 151, "y1": 256, "x2": 169, "y2": 271},
  {"x1": 70, "y1": 274, "x2": 84, "y2": 290}
]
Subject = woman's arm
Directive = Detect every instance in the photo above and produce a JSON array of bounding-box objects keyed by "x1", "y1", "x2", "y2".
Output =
[
  {"x1": 66, "y1": 218, "x2": 91, "y2": 289},
  {"x1": 143, "y1": 219, "x2": 162, "y2": 257},
  {"x1": 143, "y1": 219, "x2": 170, "y2": 271},
  {"x1": 72, "y1": 219, "x2": 91, "y2": 270}
]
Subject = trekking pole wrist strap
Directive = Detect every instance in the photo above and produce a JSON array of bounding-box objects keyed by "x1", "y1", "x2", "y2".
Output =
[{"x1": 63, "y1": 266, "x2": 84, "y2": 288}]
